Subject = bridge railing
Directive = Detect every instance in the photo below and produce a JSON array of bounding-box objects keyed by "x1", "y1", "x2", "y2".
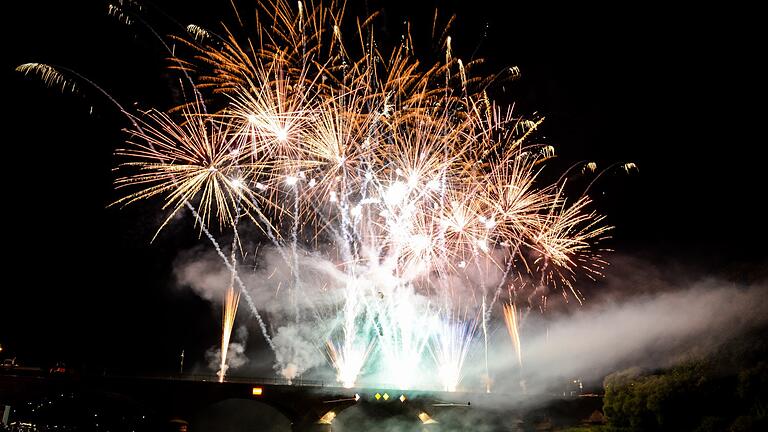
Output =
[
  {"x1": 105, "y1": 373, "x2": 331, "y2": 388},
  {"x1": 102, "y1": 373, "x2": 454, "y2": 392}
]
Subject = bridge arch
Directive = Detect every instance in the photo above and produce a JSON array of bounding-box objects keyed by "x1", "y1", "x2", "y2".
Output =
[
  {"x1": 191, "y1": 398, "x2": 292, "y2": 432},
  {"x1": 332, "y1": 400, "x2": 430, "y2": 431}
]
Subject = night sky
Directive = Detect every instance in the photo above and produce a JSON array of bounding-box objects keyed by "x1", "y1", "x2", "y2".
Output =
[{"x1": 3, "y1": 1, "x2": 764, "y2": 374}]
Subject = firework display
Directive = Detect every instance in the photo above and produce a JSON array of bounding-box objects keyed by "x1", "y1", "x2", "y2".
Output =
[{"x1": 19, "y1": 0, "x2": 614, "y2": 392}]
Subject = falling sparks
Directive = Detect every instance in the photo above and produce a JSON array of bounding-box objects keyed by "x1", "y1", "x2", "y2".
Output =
[
  {"x1": 16, "y1": 63, "x2": 78, "y2": 93},
  {"x1": 503, "y1": 303, "x2": 523, "y2": 369},
  {"x1": 218, "y1": 286, "x2": 241, "y2": 382},
  {"x1": 186, "y1": 24, "x2": 210, "y2": 42},
  {"x1": 624, "y1": 162, "x2": 638, "y2": 173}
]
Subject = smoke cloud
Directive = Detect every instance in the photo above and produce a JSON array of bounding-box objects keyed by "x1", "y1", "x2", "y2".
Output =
[
  {"x1": 175, "y1": 242, "x2": 768, "y2": 400},
  {"x1": 272, "y1": 324, "x2": 327, "y2": 382},
  {"x1": 204, "y1": 326, "x2": 249, "y2": 373},
  {"x1": 478, "y1": 257, "x2": 768, "y2": 397},
  {"x1": 175, "y1": 245, "x2": 347, "y2": 377}
]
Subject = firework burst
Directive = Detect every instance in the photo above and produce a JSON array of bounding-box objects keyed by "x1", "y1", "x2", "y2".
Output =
[{"x1": 20, "y1": 0, "x2": 623, "y2": 389}]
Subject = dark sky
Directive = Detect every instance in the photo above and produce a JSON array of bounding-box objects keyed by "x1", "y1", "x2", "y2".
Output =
[{"x1": 2, "y1": 1, "x2": 764, "y2": 373}]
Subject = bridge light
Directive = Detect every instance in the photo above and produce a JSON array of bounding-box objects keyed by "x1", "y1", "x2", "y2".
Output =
[
  {"x1": 399, "y1": 395, "x2": 406, "y2": 403},
  {"x1": 382, "y1": 393, "x2": 390, "y2": 401},
  {"x1": 318, "y1": 411, "x2": 336, "y2": 424},
  {"x1": 354, "y1": 393, "x2": 360, "y2": 402},
  {"x1": 418, "y1": 412, "x2": 438, "y2": 424},
  {"x1": 252, "y1": 387, "x2": 263, "y2": 396},
  {"x1": 374, "y1": 393, "x2": 381, "y2": 400}
]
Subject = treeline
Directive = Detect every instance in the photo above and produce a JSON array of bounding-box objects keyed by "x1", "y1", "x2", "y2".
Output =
[{"x1": 601, "y1": 326, "x2": 768, "y2": 431}]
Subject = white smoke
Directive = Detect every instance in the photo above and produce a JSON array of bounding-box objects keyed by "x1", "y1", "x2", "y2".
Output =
[
  {"x1": 272, "y1": 324, "x2": 326, "y2": 382},
  {"x1": 177, "y1": 242, "x2": 768, "y2": 394},
  {"x1": 175, "y1": 245, "x2": 346, "y2": 311},
  {"x1": 174, "y1": 247, "x2": 231, "y2": 302},
  {"x1": 205, "y1": 325, "x2": 250, "y2": 375},
  {"x1": 477, "y1": 264, "x2": 768, "y2": 396}
]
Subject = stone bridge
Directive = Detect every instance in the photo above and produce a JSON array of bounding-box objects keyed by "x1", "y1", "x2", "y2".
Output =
[{"x1": 1, "y1": 372, "x2": 516, "y2": 431}]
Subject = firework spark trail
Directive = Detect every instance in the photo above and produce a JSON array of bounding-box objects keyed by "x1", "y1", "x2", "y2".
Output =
[
  {"x1": 239, "y1": 187, "x2": 292, "y2": 263},
  {"x1": 429, "y1": 310, "x2": 478, "y2": 392},
  {"x1": 218, "y1": 201, "x2": 243, "y2": 382},
  {"x1": 219, "y1": 284, "x2": 241, "y2": 381},
  {"x1": 326, "y1": 279, "x2": 374, "y2": 388},
  {"x1": 16, "y1": 63, "x2": 79, "y2": 93},
  {"x1": 503, "y1": 302, "x2": 523, "y2": 369},
  {"x1": 185, "y1": 201, "x2": 276, "y2": 352},
  {"x1": 481, "y1": 296, "x2": 491, "y2": 392},
  {"x1": 291, "y1": 183, "x2": 301, "y2": 322},
  {"x1": 488, "y1": 257, "x2": 514, "y2": 314}
]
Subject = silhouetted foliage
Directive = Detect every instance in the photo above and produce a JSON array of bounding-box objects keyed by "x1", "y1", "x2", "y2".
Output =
[{"x1": 602, "y1": 326, "x2": 768, "y2": 431}]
